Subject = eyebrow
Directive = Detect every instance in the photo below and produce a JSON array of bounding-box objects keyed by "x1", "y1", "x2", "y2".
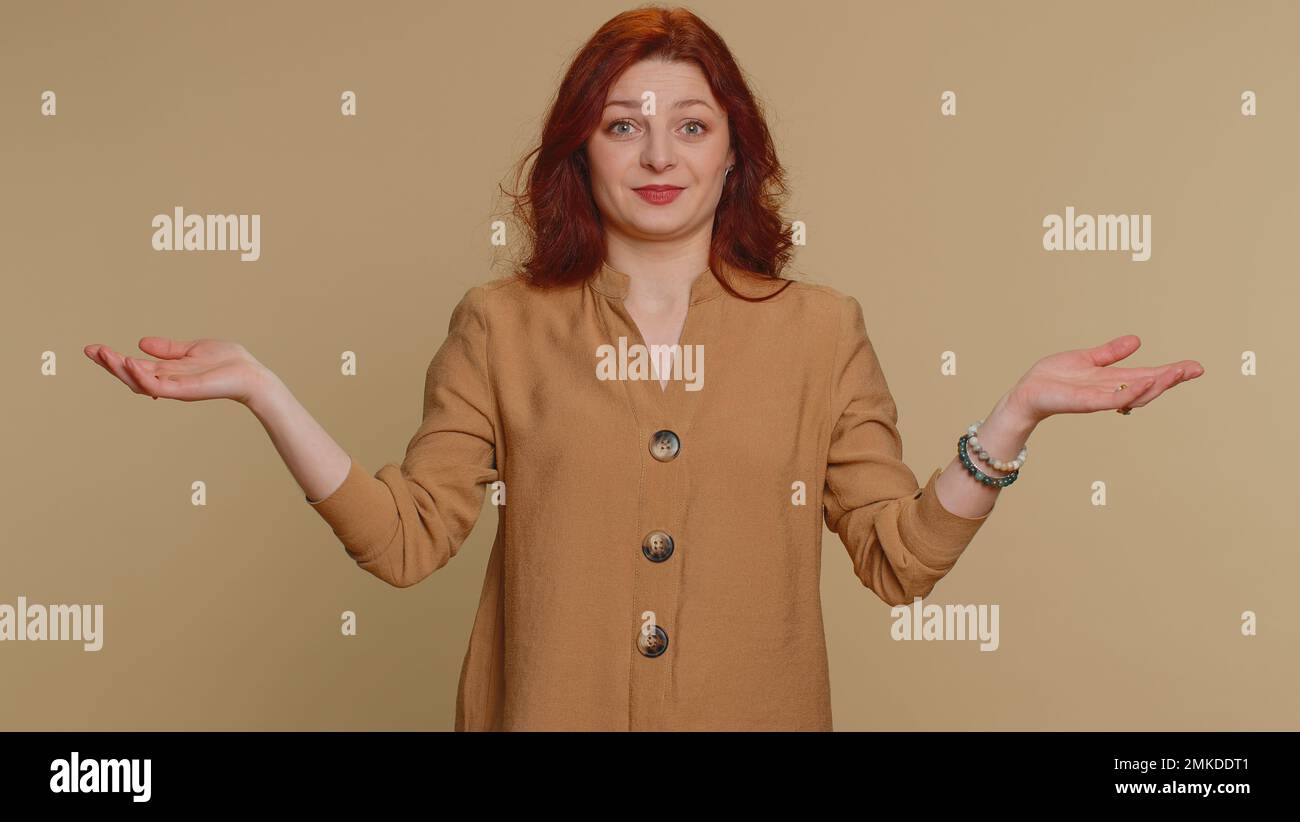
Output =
[{"x1": 603, "y1": 97, "x2": 717, "y2": 114}]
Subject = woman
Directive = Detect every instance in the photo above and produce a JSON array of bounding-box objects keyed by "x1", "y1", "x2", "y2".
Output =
[{"x1": 83, "y1": 7, "x2": 1202, "y2": 731}]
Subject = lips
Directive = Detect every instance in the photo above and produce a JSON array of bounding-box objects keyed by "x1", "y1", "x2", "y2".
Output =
[{"x1": 633, "y1": 185, "x2": 684, "y2": 205}]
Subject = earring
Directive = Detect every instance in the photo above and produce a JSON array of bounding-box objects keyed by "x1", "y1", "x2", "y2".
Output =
[{"x1": 724, "y1": 165, "x2": 734, "y2": 178}]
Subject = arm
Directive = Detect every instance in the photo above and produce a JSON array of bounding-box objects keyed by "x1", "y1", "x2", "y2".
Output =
[
  {"x1": 822, "y1": 295, "x2": 992, "y2": 607},
  {"x1": 247, "y1": 374, "x2": 354, "y2": 506},
  {"x1": 928, "y1": 390, "x2": 1037, "y2": 518},
  {"x1": 253, "y1": 285, "x2": 499, "y2": 588}
]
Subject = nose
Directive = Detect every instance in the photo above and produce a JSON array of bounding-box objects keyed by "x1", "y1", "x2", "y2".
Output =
[{"x1": 640, "y1": 123, "x2": 677, "y2": 173}]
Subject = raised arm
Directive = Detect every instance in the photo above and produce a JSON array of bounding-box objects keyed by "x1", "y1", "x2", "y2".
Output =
[
  {"x1": 85, "y1": 285, "x2": 499, "y2": 589},
  {"x1": 822, "y1": 294, "x2": 991, "y2": 607},
  {"x1": 286, "y1": 285, "x2": 499, "y2": 587}
]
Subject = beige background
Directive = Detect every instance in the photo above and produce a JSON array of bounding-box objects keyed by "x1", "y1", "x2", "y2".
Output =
[{"x1": 2, "y1": 0, "x2": 1296, "y2": 730}]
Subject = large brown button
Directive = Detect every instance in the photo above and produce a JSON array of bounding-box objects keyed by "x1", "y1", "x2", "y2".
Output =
[
  {"x1": 649, "y1": 429, "x2": 680, "y2": 461},
  {"x1": 642, "y1": 530, "x2": 674, "y2": 562},
  {"x1": 637, "y1": 624, "x2": 669, "y2": 657}
]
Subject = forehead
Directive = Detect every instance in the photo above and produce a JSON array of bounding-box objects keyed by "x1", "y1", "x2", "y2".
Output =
[{"x1": 606, "y1": 58, "x2": 716, "y2": 104}]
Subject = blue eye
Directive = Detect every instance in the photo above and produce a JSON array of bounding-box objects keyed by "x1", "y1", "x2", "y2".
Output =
[{"x1": 606, "y1": 118, "x2": 708, "y2": 137}]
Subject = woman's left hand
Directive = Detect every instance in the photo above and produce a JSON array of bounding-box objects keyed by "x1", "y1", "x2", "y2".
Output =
[{"x1": 1006, "y1": 334, "x2": 1204, "y2": 424}]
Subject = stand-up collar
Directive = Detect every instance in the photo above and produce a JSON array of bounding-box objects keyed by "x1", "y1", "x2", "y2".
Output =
[{"x1": 590, "y1": 259, "x2": 725, "y2": 304}]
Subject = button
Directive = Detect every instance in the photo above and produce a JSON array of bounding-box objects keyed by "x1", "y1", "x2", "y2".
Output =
[
  {"x1": 642, "y1": 530, "x2": 674, "y2": 562},
  {"x1": 649, "y1": 429, "x2": 680, "y2": 461},
  {"x1": 637, "y1": 624, "x2": 669, "y2": 657}
]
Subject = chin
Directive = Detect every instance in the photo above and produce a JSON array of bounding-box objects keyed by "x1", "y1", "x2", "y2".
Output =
[{"x1": 629, "y1": 218, "x2": 691, "y2": 237}]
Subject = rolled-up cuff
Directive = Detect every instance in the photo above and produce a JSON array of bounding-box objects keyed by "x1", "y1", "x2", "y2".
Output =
[
  {"x1": 306, "y1": 457, "x2": 397, "y2": 563},
  {"x1": 900, "y1": 466, "x2": 991, "y2": 570}
]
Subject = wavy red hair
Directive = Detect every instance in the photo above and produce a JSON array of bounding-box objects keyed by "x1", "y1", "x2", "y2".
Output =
[{"x1": 503, "y1": 5, "x2": 794, "y2": 302}]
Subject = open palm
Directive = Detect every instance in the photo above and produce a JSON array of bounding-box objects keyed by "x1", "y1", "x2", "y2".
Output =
[
  {"x1": 1010, "y1": 334, "x2": 1204, "y2": 421},
  {"x1": 84, "y1": 337, "x2": 268, "y2": 405}
]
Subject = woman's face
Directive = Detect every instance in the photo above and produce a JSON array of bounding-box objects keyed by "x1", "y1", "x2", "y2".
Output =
[{"x1": 585, "y1": 58, "x2": 735, "y2": 245}]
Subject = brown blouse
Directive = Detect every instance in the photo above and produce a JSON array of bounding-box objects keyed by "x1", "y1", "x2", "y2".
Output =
[{"x1": 306, "y1": 260, "x2": 992, "y2": 730}]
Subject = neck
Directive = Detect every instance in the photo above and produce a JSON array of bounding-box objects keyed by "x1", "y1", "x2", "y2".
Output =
[{"x1": 603, "y1": 233, "x2": 712, "y2": 303}]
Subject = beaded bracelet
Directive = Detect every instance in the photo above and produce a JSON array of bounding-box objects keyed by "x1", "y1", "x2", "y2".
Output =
[
  {"x1": 958, "y1": 433, "x2": 1020, "y2": 488},
  {"x1": 967, "y1": 419, "x2": 1027, "y2": 472}
]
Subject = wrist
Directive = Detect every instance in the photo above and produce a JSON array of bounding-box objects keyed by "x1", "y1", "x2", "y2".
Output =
[
  {"x1": 963, "y1": 395, "x2": 1036, "y2": 481},
  {"x1": 244, "y1": 365, "x2": 287, "y2": 418},
  {"x1": 999, "y1": 385, "x2": 1042, "y2": 433}
]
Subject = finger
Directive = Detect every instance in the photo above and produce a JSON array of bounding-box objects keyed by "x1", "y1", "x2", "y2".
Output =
[
  {"x1": 137, "y1": 337, "x2": 197, "y2": 360},
  {"x1": 123, "y1": 356, "x2": 172, "y2": 399},
  {"x1": 1122, "y1": 368, "x2": 1182, "y2": 409},
  {"x1": 97, "y1": 347, "x2": 149, "y2": 395},
  {"x1": 1128, "y1": 367, "x2": 1188, "y2": 409},
  {"x1": 1091, "y1": 366, "x2": 1160, "y2": 389},
  {"x1": 1096, "y1": 360, "x2": 1204, "y2": 392},
  {"x1": 86, "y1": 346, "x2": 115, "y2": 375},
  {"x1": 1105, "y1": 377, "x2": 1155, "y2": 411},
  {"x1": 126, "y1": 358, "x2": 204, "y2": 400},
  {"x1": 92, "y1": 345, "x2": 121, "y2": 375},
  {"x1": 1086, "y1": 335, "x2": 1141, "y2": 367},
  {"x1": 144, "y1": 370, "x2": 207, "y2": 402}
]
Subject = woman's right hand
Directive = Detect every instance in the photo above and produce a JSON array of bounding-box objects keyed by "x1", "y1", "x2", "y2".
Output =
[{"x1": 84, "y1": 337, "x2": 273, "y2": 407}]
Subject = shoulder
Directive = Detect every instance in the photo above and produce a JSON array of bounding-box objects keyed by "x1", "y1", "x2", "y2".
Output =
[
  {"x1": 758, "y1": 279, "x2": 882, "y2": 380},
  {"x1": 460, "y1": 271, "x2": 525, "y2": 301},
  {"x1": 732, "y1": 275, "x2": 864, "y2": 329},
  {"x1": 449, "y1": 271, "x2": 533, "y2": 319},
  {"x1": 770, "y1": 277, "x2": 857, "y2": 309}
]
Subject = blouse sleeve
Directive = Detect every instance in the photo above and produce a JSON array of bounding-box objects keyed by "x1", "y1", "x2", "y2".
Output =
[
  {"x1": 306, "y1": 285, "x2": 499, "y2": 588},
  {"x1": 823, "y1": 294, "x2": 990, "y2": 607}
]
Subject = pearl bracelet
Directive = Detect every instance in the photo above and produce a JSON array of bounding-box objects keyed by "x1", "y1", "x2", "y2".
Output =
[
  {"x1": 958, "y1": 434, "x2": 1020, "y2": 487},
  {"x1": 956, "y1": 419, "x2": 1027, "y2": 488},
  {"x1": 967, "y1": 419, "x2": 1027, "y2": 471}
]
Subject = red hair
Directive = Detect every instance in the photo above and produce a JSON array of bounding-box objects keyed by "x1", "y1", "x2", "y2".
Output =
[{"x1": 503, "y1": 5, "x2": 794, "y2": 302}]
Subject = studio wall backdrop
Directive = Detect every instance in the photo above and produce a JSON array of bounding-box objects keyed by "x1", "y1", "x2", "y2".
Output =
[{"x1": 2, "y1": 0, "x2": 1297, "y2": 730}]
